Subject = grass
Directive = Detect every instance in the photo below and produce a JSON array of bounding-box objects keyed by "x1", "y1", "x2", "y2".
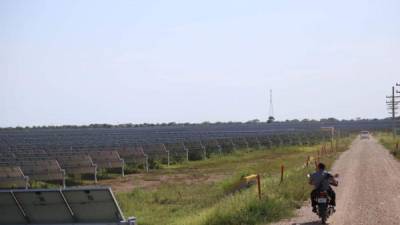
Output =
[
  {"x1": 116, "y1": 136, "x2": 353, "y2": 225},
  {"x1": 377, "y1": 132, "x2": 400, "y2": 159}
]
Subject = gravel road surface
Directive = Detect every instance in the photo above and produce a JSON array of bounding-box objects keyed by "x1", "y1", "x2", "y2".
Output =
[{"x1": 270, "y1": 137, "x2": 400, "y2": 225}]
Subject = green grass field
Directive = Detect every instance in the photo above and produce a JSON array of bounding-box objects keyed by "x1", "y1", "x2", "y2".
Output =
[
  {"x1": 117, "y1": 136, "x2": 353, "y2": 225},
  {"x1": 377, "y1": 132, "x2": 400, "y2": 160}
]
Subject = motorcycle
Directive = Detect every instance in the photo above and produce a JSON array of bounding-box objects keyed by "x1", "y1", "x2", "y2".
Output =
[{"x1": 308, "y1": 173, "x2": 339, "y2": 224}]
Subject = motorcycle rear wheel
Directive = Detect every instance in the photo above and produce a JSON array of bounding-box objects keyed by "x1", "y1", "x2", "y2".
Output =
[{"x1": 318, "y1": 206, "x2": 328, "y2": 224}]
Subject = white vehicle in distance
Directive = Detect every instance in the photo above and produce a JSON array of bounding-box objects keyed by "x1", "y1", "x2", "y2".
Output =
[{"x1": 360, "y1": 131, "x2": 370, "y2": 139}]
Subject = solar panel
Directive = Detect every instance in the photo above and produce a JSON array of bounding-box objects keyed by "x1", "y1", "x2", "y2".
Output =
[
  {"x1": 56, "y1": 154, "x2": 97, "y2": 177},
  {"x1": 0, "y1": 187, "x2": 136, "y2": 225},
  {"x1": 0, "y1": 165, "x2": 29, "y2": 188},
  {"x1": 0, "y1": 192, "x2": 27, "y2": 224},
  {"x1": 0, "y1": 166, "x2": 29, "y2": 189},
  {"x1": 62, "y1": 188, "x2": 124, "y2": 222},
  {"x1": 14, "y1": 190, "x2": 74, "y2": 223},
  {"x1": 89, "y1": 151, "x2": 124, "y2": 170}
]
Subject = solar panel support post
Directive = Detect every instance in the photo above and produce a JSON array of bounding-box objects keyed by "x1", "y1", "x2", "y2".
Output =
[
  {"x1": 216, "y1": 140, "x2": 222, "y2": 154},
  {"x1": 167, "y1": 150, "x2": 170, "y2": 167},
  {"x1": 255, "y1": 136, "x2": 261, "y2": 149},
  {"x1": 230, "y1": 138, "x2": 236, "y2": 150},
  {"x1": 243, "y1": 137, "x2": 249, "y2": 150},
  {"x1": 182, "y1": 143, "x2": 189, "y2": 161},
  {"x1": 121, "y1": 159, "x2": 125, "y2": 177},
  {"x1": 25, "y1": 176, "x2": 29, "y2": 189},
  {"x1": 144, "y1": 154, "x2": 149, "y2": 172},
  {"x1": 94, "y1": 165, "x2": 98, "y2": 183},
  {"x1": 197, "y1": 140, "x2": 206, "y2": 160},
  {"x1": 161, "y1": 143, "x2": 170, "y2": 167}
]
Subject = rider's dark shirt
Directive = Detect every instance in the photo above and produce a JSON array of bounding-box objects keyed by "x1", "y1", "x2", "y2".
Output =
[{"x1": 310, "y1": 170, "x2": 332, "y2": 191}]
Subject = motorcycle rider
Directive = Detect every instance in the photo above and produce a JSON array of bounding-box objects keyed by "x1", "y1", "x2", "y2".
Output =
[{"x1": 309, "y1": 163, "x2": 338, "y2": 213}]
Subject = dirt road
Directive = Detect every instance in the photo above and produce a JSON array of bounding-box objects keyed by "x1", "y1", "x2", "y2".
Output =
[{"x1": 271, "y1": 137, "x2": 400, "y2": 225}]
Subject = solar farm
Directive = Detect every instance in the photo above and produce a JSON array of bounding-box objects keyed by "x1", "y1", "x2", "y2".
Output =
[
  {"x1": 0, "y1": 120, "x2": 392, "y2": 224},
  {"x1": 0, "y1": 120, "x2": 389, "y2": 188}
]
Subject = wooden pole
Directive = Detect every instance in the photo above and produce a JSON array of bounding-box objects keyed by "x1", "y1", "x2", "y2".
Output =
[{"x1": 257, "y1": 174, "x2": 261, "y2": 200}]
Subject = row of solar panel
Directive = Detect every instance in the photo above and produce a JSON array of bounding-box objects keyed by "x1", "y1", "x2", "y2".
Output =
[
  {"x1": 0, "y1": 133, "x2": 334, "y2": 189},
  {"x1": 0, "y1": 132, "x2": 327, "y2": 154},
  {"x1": 0, "y1": 151, "x2": 127, "y2": 188},
  {"x1": 0, "y1": 127, "x2": 331, "y2": 152},
  {"x1": 0, "y1": 134, "x2": 330, "y2": 167}
]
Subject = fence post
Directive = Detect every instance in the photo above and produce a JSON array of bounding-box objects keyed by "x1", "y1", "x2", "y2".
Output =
[
  {"x1": 306, "y1": 156, "x2": 310, "y2": 168},
  {"x1": 257, "y1": 174, "x2": 261, "y2": 200},
  {"x1": 280, "y1": 165, "x2": 285, "y2": 184}
]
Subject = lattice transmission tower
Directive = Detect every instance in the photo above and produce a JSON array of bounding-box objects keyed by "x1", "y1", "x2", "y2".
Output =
[{"x1": 267, "y1": 89, "x2": 275, "y2": 123}]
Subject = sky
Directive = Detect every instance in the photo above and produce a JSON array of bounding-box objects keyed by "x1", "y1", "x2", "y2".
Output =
[{"x1": 1, "y1": 0, "x2": 400, "y2": 127}]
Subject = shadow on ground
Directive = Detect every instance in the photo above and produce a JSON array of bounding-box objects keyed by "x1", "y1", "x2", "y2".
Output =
[{"x1": 293, "y1": 221, "x2": 326, "y2": 225}]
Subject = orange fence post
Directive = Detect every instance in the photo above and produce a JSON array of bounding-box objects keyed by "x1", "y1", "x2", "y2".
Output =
[
  {"x1": 243, "y1": 174, "x2": 262, "y2": 200},
  {"x1": 257, "y1": 174, "x2": 261, "y2": 200},
  {"x1": 280, "y1": 165, "x2": 284, "y2": 184}
]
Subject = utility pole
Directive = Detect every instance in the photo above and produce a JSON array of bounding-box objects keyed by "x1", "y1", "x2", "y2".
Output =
[
  {"x1": 386, "y1": 85, "x2": 400, "y2": 138},
  {"x1": 397, "y1": 83, "x2": 400, "y2": 137}
]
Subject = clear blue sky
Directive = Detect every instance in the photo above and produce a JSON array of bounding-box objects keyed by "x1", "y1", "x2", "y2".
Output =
[{"x1": 1, "y1": 0, "x2": 399, "y2": 127}]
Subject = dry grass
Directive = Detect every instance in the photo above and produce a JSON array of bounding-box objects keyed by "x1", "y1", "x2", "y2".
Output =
[{"x1": 116, "y1": 137, "x2": 353, "y2": 225}]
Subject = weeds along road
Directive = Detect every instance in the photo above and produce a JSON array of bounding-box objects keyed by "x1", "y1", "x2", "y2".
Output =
[{"x1": 271, "y1": 137, "x2": 400, "y2": 225}]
